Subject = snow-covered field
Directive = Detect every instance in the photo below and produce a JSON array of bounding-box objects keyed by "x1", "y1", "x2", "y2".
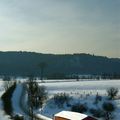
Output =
[
  {"x1": 1, "y1": 79, "x2": 120, "y2": 120},
  {"x1": 39, "y1": 79, "x2": 120, "y2": 96},
  {"x1": 37, "y1": 79, "x2": 120, "y2": 120}
]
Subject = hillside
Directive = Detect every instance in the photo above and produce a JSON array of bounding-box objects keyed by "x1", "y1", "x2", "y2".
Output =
[{"x1": 0, "y1": 51, "x2": 120, "y2": 76}]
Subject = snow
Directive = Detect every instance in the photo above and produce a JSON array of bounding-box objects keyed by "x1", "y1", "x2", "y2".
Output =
[
  {"x1": 37, "y1": 79, "x2": 120, "y2": 120},
  {"x1": 54, "y1": 111, "x2": 87, "y2": 120},
  {"x1": 39, "y1": 80, "x2": 120, "y2": 96},
  {"x1": 35, "y1": 113, "x2": 52, "y2": 120},
  {"x1": 12, "y1": 84, "x2": 24, "y2": 115},
  {"x1": 12, "y1": 83, "x2": 52, "y2": 120},
  {"x1": 6, "y1": 79, "x2": 120, "y2": 120}
]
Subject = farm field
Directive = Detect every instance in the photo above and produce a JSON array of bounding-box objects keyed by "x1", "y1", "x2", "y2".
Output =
[
  {"x1": 39, "y1": 79, "x2": 120, "y2": 96},
  {"x1": 37, "y1": 79, "x2": 120, "y2": 120}
]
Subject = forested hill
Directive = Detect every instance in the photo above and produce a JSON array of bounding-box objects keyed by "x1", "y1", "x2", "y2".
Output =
[{"x1": 0, "y1": 51, "x2": 120, "y2": 76}]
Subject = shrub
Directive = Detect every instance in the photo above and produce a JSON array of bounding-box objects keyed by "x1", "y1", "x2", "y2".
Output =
[
  {"x1": 90, "y1": 108, "x2": 104, "y2": 118},
  {"x1": 1, "y1": 82, "x2": 16, "y2": 115},
  {"x1": 94, "y1": 93, "x2": 102, "y2": 105},
  {"x1": 103, "y1": 102, "x2": 115, "y2": 120},
  {"x1": 54, "y1": 93, "x2": 71, "y2": 108},
  {"x1": 13, "y1": 115, "x2": 24, "y2": 120},
  {"x1": 37, "y1": 86, "x2": 48, "y2": 108},
  {"x1": 107, "y1": 87, "x2": 119, "y2": 100},
  {"x1": 27, "y1": 78, "x2": 48, "y2": 109},
  {"x1": 71, "y1": 103, "x2": 88, "y2": 113},
  {"x1": 103, "y1": 102, "x2": 115, "y2": 113}
]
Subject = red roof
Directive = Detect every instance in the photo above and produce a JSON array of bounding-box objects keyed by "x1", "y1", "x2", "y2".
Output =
[{"x1": 83, "y1": 116, "x2": 97, "y2": 120}]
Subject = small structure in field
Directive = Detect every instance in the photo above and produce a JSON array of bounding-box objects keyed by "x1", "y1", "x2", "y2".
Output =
[{"x1": 54, "y1": 111, "x2": 97, "y2": 120}]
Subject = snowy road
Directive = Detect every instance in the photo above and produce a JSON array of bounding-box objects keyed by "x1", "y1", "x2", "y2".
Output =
[{"x1": 12, "y1": 83, "x2": 51, "y2": 120}]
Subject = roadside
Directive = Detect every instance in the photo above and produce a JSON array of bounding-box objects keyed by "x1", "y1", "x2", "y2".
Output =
[
  {"x1": 12, "y1": 83, "x2": 52, "y2": 120},
  {"x1": 0, "y1": 81, "x2": 14, "y2": 120}
]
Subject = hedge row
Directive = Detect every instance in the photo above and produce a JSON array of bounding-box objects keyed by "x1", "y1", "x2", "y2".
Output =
[{"x1": 1, "y1": 82, "x2": 16, "y2": 116}]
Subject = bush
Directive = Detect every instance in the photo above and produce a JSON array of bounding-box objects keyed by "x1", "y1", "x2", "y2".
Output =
[
  {"x1": 27, "y1": 78, "x2": 48, "y2": 109},
  {"x1": 103, "y1": 102, "x2": 115, "y2": 120},
  {"x1": 107, "y1": 87, "x2": 119, "y2": 100},
  {"x1": 13, "y1": 115, "x2": 24, "y2": 120},
  {"x1": 94, "y1": 93, "x2": 102, "y2": 105},
  {"x1": 71, "y1": 103, "x2": 88, "y2": 113},
  {"x1": 37, "y1": 86, "x2": 48, "y2": 108},
  {"x1": 90, "y1": 108, "x2": 104, "y2": 118},
  {"x1": 103, "y1": 102, "x2": 115, "y2": 113},
  {"x1": 54, "y1": 93, "x2": 71, "y2": 108},
  {"x1": 1, "y1": 82, "x2": 16, "y2": 115}
]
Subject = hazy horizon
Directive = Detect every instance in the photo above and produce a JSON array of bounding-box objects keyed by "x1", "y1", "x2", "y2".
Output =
[
  {"x1": 0, "y1": 0, "x2": 120, "y2": 58},
  {"x1": 0, "y1": 50, "x2": 119, "y2": 59}
]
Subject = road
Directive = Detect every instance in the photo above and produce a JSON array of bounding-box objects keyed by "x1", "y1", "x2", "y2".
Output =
[
  {"x1": 19, "y1": 83, "x2": 46, "y2": 120},
  {"x1": 1, "y1": 81, "x2": 52, "y2": 120}
]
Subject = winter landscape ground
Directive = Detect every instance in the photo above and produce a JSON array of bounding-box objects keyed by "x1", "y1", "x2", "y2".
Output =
[
  {"x1": 0, "y1": 79, "x2": 120, "y2": 120},
  {"x1": 38, "y1": 79, "x2": 120, "y2": 120}
]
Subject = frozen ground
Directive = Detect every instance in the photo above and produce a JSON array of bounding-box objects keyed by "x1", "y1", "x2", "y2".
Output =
[
  {"x1": 39, "y1": 79, "x2": 120, "y2": 96},
  {"x1": 1, "y1": 79, "x2": 120, "y2": 120},
  {"x1": 37, "y1": 79, "x2": 120, "y2": 120}
]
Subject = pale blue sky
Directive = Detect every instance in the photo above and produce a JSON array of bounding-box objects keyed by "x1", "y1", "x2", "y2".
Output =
[{"x1": 0, "y1": 0, "x2": 120, "y2": 57}]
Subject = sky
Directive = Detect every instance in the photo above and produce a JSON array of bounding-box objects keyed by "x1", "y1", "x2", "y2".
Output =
[{"x1": 0, "y1": 0, "x2": 120, "y2": 58}]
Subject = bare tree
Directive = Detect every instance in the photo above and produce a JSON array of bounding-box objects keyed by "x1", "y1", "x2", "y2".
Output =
[
  {"x1": 3, "y1": 76, "x2": 13, "y2": 91},
  {"x1": 27, "y1": 76, "x2": 35, "y2": 120},
  {"x1": 27, "y1": 76, "x2": 47, "y2": 120},
  {"x1": 107, "y1": 87, "x2": 119, "y2": 100},
  {"x1": 38, "y1": 62, "x2": 47, "y2": 80}
]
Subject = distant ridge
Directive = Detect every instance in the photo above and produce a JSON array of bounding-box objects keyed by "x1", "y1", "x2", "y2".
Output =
[{"x1": 0, "y1": 51, "x2": 119, "y2": 76}]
